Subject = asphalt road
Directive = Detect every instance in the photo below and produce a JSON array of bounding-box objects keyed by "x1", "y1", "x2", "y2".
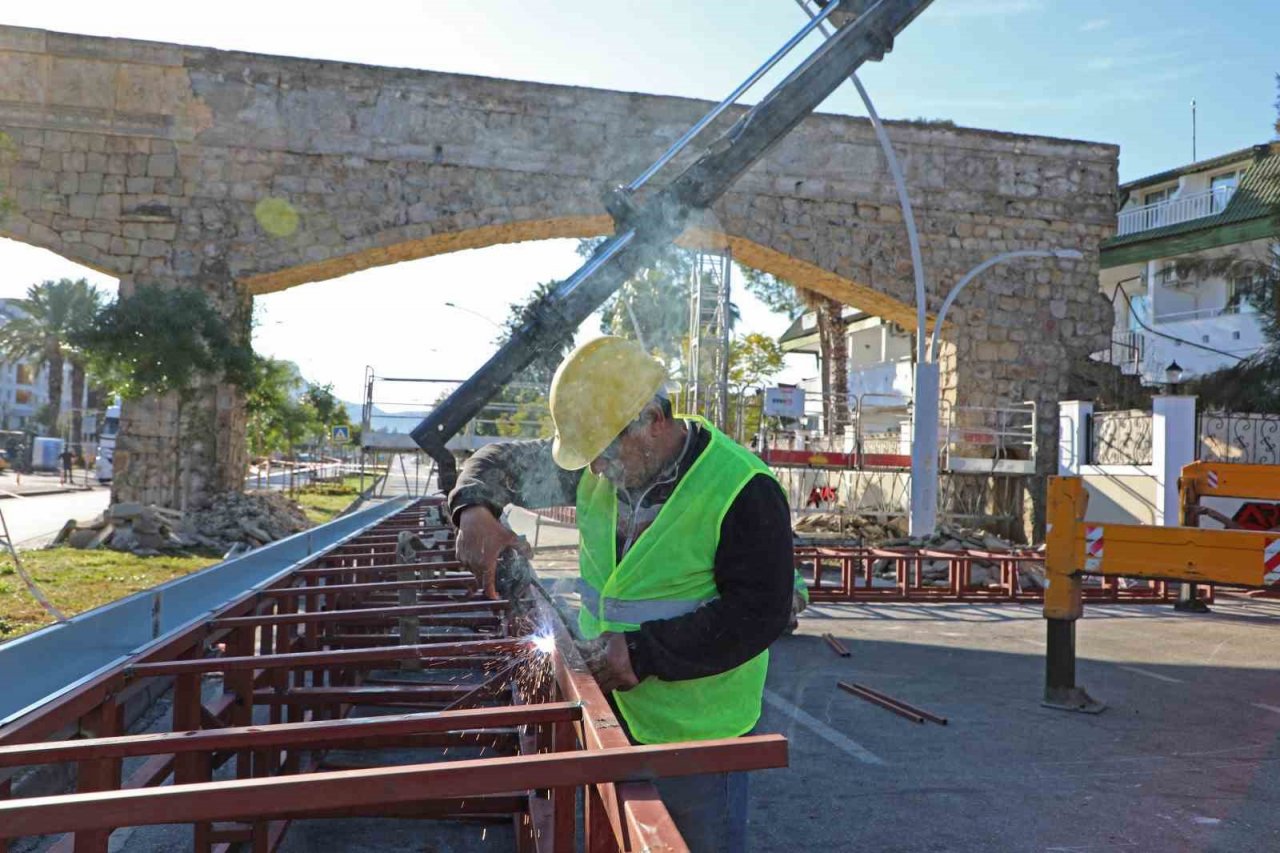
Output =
[{"x1": 1, "y1": 487, "x2": 110, "y2": 548}]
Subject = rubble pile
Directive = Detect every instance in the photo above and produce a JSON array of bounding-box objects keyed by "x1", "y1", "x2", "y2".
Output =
[
  {"x1": 54, "y1": 492, "x2": 312, "y2": 557},
  {"x1": 875, "y1": 523, "x2": 1044, "y2": 589},
  {"x1": 792, "y1": 512, "x2": 907, "y2": 541},
  {"x1": 794, "y1": 514, "x2": 1044, "y2": 590}
]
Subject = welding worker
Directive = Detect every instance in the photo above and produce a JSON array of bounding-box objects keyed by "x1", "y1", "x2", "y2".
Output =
[{"x1": 448, "y1": 335, "x2": 797, "y2": 853}]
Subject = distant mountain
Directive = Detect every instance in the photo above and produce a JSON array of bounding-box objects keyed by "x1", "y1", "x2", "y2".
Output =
[{"x1": 343, "y1": 401, "x2": 429, "y2": 434}]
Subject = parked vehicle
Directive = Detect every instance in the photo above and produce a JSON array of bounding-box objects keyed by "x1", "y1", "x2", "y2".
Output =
[{"x1": 94, "y1": 404, "x2": 120, "y2": 484}]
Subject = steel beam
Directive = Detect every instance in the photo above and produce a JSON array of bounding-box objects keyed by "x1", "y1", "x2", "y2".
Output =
[{"x1": 0, "y1": 737, "x2": 788, "y2": 838}]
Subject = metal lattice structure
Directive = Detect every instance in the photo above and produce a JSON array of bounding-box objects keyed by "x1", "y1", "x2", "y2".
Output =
[
  {"x1": 683, "y1": 250, "x2": 732, "y2": 429},
  {"x1": 0, "y1": 498, "x2": 786, "y2": 851}
]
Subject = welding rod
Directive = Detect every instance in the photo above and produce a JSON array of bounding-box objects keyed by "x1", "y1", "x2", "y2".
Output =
[
  {"x1": 823, "y1": 633, "x2": 851, "y2": 657},
  {"x1": 838, "y1": 681, "x2": 948, "y2": 725},
  {"x1": 837, "y1": 681, "x2": 923, "y2": 723}
]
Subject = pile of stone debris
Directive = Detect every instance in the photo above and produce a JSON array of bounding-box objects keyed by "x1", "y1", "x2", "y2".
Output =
[
  {"x1": 794, "y1": 513, "x2": 1044, "y2": 589},
  {"x1": 53, "y1": 491, "x2": 312, "y2": 557},
  {"x1": 792, "y1": 512, "x2": 907, "y2": 541},
  {"x1": 876, "y1": 523, "x2": 1045, "y2": 589}
]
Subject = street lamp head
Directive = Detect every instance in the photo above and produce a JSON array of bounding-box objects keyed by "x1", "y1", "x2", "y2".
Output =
[{"x1": 1165, "y1": 360, "x2": 1184, "y2": 387}]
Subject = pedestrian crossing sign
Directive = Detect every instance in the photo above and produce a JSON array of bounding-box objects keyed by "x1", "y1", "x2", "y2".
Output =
[{"x1": 332, "y1": 425, "x2": 350, "y2": 444}]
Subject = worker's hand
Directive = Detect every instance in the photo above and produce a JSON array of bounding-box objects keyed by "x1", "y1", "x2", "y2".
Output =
[
  {"x1": 456, "y1": 506, "x2": 519, "y2": 599},
  {"x1": 577, "y1": 632, "x2": 639, "y2": 693}
]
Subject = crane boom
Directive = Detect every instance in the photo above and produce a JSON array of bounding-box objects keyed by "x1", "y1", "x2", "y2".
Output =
[{"x1": 412, "y1": 0, "x2": 935, "y2": 489}]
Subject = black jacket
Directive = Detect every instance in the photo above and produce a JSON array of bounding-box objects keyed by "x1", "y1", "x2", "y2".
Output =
[{"x1": 446, "y1": 421, "x2": 795, "y2": 681}]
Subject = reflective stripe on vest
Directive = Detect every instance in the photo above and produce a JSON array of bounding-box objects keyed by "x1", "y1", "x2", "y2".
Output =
[{"x1": 575, "y1": 579, "x2": 716, "y2": 624}]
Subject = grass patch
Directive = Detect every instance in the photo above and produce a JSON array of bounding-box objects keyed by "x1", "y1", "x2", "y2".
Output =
[
  {"x1": 0, "y1": 548, "x2": 219, "y2": 644},
  {"x1": 294, "y1": 477, "x2": 364, "y2": 525}
]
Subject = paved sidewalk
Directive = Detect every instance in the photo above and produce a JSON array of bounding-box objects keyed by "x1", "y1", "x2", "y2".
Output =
[{"x1": 0, "y1": 470, "x2": 100, "y2": 499}]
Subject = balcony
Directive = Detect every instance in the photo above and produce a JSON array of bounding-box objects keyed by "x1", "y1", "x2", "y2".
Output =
[{"x1": 1116, "y1": 185, "x2": 1236, "y2": 237}]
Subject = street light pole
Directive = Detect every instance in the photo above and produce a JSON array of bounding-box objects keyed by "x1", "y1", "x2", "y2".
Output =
[
  {"x1": 908, "y1": 248, "x2": 1084, "y2": 537},
  {"x1": 443, "y1": 301, "x2": 504, "y2": 331}
]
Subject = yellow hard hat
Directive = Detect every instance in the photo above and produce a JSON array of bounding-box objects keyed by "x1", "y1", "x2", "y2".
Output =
[{"x1": 549, "y1": 336, "x2": 667, "y2": 471}]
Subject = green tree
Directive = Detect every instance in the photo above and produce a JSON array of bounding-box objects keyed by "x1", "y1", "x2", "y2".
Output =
[
  {"x1": 496, "y1": 279, "x2": 576, "y2": 387},
  {"x1": 0, "y1": 278, "x2": 105, "y2": 437},
  {"x1": 73, "y1": 285, "x2": 255, "y2": 507},
  {"x1": 302, "y1": 382, "x2": 350, "y2": 447},
  {"x1": 729, "y1": 333, "x2": 786, "y2": 394},
  {"x1": 739, "y1": 267, "x2": 804, "y2": 319},
  {"x1": 245, "y1": 357, "x2": 307, "y2": 457},
  {"x1": 726, "y1": 332, "x2": 786, "y2": 441}
]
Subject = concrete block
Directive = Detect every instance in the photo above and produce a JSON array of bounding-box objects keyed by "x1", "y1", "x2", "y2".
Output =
[
  {"x1": 0, "y1": 52, "x2": 47, "y2": 102},
  {"x1": 78, "y1": 172, "x2": 103, "y2": 195},
  {"x1": 147, "y1": 154, "x2": 177, "y2": 178},
  {"x1": 68, "y1": 194, "x2": 95, "y2": 218},
  {"x1": 49, "y1": 57, "x2": 115, "y2": 109}
]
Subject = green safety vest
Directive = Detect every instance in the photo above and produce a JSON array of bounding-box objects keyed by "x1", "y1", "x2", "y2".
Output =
[{"x1": 576, "y1": 417, "x2": 780, "y2": 744}]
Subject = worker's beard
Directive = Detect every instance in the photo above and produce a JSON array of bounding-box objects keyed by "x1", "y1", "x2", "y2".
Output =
[{"x1": 597, "y1": 459, "x2": 632, "y2": 489}]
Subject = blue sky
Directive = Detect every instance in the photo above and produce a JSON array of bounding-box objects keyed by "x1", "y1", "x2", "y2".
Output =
[{"x1": 0, "y1": 1, "x2": 1275, "y2": 401}]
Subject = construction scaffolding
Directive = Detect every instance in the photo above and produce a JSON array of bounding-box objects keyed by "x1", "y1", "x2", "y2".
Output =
[{"x1": 682, "y1": 249, "x2": 732, "y2": 430}]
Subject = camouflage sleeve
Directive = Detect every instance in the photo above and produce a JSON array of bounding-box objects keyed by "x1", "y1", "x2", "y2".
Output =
[{"x1": 446, "y1": 438, "x2": 581, "y2": 523}]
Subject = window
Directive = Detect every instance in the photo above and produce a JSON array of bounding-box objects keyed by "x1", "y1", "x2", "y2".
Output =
[
  {"x1": 15, "y1": 364, "x2": 34, "y2": 386},
  {"x1": 14, "y1": 389, "x2": 32, "y2": 406},
  {"x1": 1141, "y1": 185, "x2": 1178, "y2": 228},
  {"x1": 1228, "y1": 273, "x2": 1266, "y2": 314},
  {"x1": 1126, "y1": 293, "x2": 1149, "y2": 332},
  {"x1": 1155, "y1": 264, "x2": 1184, "y2": 285},
  {"x1": 1143, "y1": 185, "x2": 1178, "y2": 206},
  {"x1": 1210, "y1": 172, "x2": 1239, "y2": 213}
]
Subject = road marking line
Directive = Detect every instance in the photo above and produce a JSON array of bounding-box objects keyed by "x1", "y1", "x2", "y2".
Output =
[
  {"x1": 1116, "y1": 665, "x2": 1184, "y2": 684},
  {"x1": 1251, "y1": 703, "x2": 1280, "y2": 715},
  {"x1": 762, "y1": 688, "x2": 885, "y2": 765}
]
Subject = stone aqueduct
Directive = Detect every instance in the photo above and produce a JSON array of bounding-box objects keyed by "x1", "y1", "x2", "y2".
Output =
[{"x1": 0, "y1": 26, "x2": 1118, "y2": 520}]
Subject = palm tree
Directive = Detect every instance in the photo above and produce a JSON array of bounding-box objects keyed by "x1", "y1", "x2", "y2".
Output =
[
  {"x1": 0, "y1": 278, "x2": 105, "y2": 439},
  {"x1": 799, "y1": 289, "x2": 850, "y2": 437}
]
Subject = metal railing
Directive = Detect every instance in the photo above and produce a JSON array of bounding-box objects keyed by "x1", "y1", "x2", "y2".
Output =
[
  {"x1": 1116, "y1": 185, "x2": 1236, "y2": 236},
  {"x1": 1096, "y1": 330, "x2": 1145, "y2": 375},
  {"x1": 1199, "y1": 410, "x2": 1280, "y2": 465},
  {"x1": 756, "y1": 390, "x2": 1038, "y2": 473},
  {"x1": 944, "y1": 403, "x2": 1037, "y2": 473},
  {"x1": 1089, "y1": 409, "x2": 1153, "y2": 466},
  {"x1": 1152, "y1": 302, "x2": 1252, "y2": 324}
]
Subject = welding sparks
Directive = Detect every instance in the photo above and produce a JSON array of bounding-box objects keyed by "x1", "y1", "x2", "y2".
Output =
[{"x1": 530, "y1": 631, "x2": 556, "y2": 656}]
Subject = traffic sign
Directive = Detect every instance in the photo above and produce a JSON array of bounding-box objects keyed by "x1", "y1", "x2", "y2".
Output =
[{"x1": 332, "y1": 425, "x2": 350, "y2": 444}]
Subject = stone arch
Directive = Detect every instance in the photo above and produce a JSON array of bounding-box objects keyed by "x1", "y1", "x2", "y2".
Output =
[{"x1": 0, "y1": 25, "x2": 1119, "y2": 518}]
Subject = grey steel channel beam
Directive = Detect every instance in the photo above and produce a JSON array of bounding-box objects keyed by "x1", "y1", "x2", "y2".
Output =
[{"x1": 0, "y1": 497, "x2": 412, "y2": 726}]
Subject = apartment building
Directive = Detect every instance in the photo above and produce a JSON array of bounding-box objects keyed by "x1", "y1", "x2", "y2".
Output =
[
  {"x1": 1098, "y1": 142, "x2": 1278, "y2": 385},
  {"x1": 0, "y1": 299, "x2": 86, "y2": 432}
]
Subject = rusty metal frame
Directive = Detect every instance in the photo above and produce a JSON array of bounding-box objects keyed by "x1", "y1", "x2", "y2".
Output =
[
  {"x1": 0, "y1": 498, "x2": 787, "y2": 851},
  {"x1": 798, "y1": 544, "x2": 1194, "y2": 605}
]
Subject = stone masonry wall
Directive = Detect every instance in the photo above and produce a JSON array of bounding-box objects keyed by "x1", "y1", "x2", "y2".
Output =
[{"x1": 0, "y1": 25, "x2": 1117, "y2": 521}]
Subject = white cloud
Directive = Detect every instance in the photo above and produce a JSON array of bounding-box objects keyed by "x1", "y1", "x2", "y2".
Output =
[{"x1": 1080, "y1": 18, "x2": 1110, "y2": 32}]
